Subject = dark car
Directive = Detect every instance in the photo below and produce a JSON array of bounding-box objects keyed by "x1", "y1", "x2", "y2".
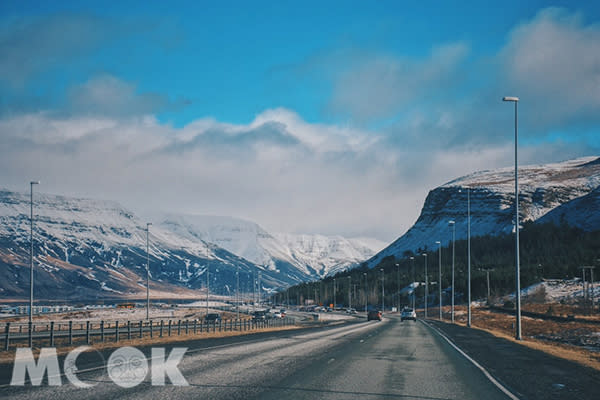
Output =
[
  {"x1": 204, "y1": 313, "x2": 221, "y2": 322},
  {"x1": 252, "y1": 310, "x2": 268, "y2": 320},
  {"x1": 367, "y1": 310, "x2": 382, "y2": 321}
]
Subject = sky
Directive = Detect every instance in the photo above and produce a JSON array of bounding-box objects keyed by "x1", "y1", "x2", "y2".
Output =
[{"x1": 1, "y1": 1, "x2": 599, "y2": 243}]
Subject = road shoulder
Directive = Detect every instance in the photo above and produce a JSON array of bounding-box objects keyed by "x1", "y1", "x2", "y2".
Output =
[{"x1": 425, "y1": 320, "x2": 600, "y2": 400}]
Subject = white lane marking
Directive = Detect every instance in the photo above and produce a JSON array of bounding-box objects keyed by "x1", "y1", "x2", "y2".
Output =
[
  {"x1": 422, "y1": 321, "x2": 520, "y2": 400},
  {"x1": 0, "y1": 322, "x2": 378, "y2": 388}
]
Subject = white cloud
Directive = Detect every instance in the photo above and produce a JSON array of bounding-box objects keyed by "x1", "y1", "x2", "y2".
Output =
[
  {"x1": 499, "y1": 7, "x2": 600, "y2": 130},
  {"x1": 4, "y1": 106, "x2": 583, "y2": 243}
]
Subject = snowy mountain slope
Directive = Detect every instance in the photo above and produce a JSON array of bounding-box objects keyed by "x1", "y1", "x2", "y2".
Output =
[
  {"x1": 0, "y1": 189, "x2": 292, "y2": 300},
  {"x1": 368, "y1": 156, "x2": 600, "y2": 267},
  {"x1": 537, "y1": 185, "x2": 600, "y2": 231},
  {"x1": 158, "y1": 214, "x2": 385, "y2": 279}
]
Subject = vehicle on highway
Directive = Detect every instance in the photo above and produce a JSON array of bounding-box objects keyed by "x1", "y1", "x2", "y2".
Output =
[
  {"x1": 367, "y1": 310, "x2": 382, "y2": 321},
  {"x1": 346, "y1": 308, "x2": 357, "y2": 314},
  {"x1": 252, "y1": 310, "x2": 269, "y2": 320},
  {"x1": 400, "y1": 307, "x2": 417, "y2": 321},
  {"x1": 204, "y1": 313, "x2": 221, "y2": 322},
  {"x1": 273, "y1": 312, "x2": 283, "y2": 318}
]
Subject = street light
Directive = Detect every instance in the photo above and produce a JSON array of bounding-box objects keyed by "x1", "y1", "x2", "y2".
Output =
[
  {"x1": 380, "y1": 268, "x2": 384, "y2": 312},
  {"x1": 449, "y1": 220, "x2": 456, "y2": 323},
  {"x1": 363, "y1": 272, "x2": 367, "y2": 313},
  {"x1": 348, "y1": 276, "x2": 352, "y2": 309},
  {"x1": 410, "y1": 256, "x2": 415, "y2": 309},
  {"x1": 423, "y1": 253, "x2": 428, "y2": 318},
  {"x1": 396, "y1": 263, "x2": 400, "y2": 312},
  {"x1": 333, "y1": 278, "x2": 336, "y2": 308},
  {"x1": 467, "y1": 188, "x2": 471, "y2": 327},
  {"x1": 29, "y1": 181, "x2": 39, "y2": 348},
  {"x1": 435, "y1": 241, "x2": 442, "y2": 320},
  {"x1": 236, "y1": 267, "x2": 240, "y2": 320},
  {"x1": 206, "y1": 263, "x2": 210, "y2": 316},
  {"x1": 146, "y1": 222, "x2": 152, "y2": 320},
  {"x1": 503, "y1": 95, "x2": 522, "y2": 340}
]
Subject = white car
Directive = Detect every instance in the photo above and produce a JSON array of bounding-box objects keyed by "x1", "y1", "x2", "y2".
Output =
[{"x1": 401, "y1": 308, "x2": 416, "y2": 321}]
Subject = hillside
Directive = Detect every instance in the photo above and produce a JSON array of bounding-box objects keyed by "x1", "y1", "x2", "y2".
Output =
[{"x1": 368, "y1": 156, "x2": 600, "y2": 266}]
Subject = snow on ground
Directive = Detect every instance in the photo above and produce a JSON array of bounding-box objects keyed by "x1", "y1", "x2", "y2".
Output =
[{"x1": 504, "y1": 278, "x2": 600, "y2": 303}]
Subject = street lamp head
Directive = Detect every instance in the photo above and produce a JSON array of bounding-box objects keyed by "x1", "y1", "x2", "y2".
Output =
[
  {"x1": 449, "y1": 220, "x2": 455, "y2": 225},
  {"x1": 30, "y1": 181, "x2": 40, "y2": 185},
  {"x1": 410, "y1": 256, "x2": 414, "y2": 260},
  {"x1": 422, "y1": 253, "x2": 427, "y2": 257},
  {"x1": 502, "y1": 96, "x2": 519, "y2": 102},
  {"x1": 435, "y1": 241, "x2": 441, "y2": 244}
]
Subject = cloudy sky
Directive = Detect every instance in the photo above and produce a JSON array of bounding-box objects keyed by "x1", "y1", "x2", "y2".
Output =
[{"x1": 1, "y1": 1, "x2": 599, "y2": 242}]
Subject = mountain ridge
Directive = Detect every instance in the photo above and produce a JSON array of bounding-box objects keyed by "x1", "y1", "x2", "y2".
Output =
[{"x1": 367, "y1": 156, "x2": 600, "y2": 267}]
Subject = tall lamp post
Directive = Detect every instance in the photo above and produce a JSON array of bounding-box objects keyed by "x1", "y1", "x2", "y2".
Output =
[
  {"x1": 396, "y1": 263, "x2": 400, "y2": 311},
  {"x1": 236, "y1": 267, "x2": 240, "y2": 319},
  {"x1": 363, "y1": 272, "x2": 367, "y2": 313},
  {"x1": 333, "y1": 278, "x2": 336, "y2": 308},
  {"x1": 380, "y1": 268, "x2": 384, "y2": 312},
  {"x1": 348, "y1": 276, "x2": 352, "y2": 309},
  {"x1": 206, "y1": 264, "x2": 210, "y2": 316},
  {"x1": 436, "y1": 241, "x2": 442, "y2": 320},
  {"x1": 467, "y1": 188, "x2": 472, "y2": 327},
  {"x1": 423, "y1": 253, "x2": 428, "y2": 318},
  {"x1": 29, "y1": 181, "x2": 39, "y2": 348},
  {"x1": 410, "y1": 256, "x2": 415, "y2": 309},
  {"x1": 503, "y1": 95, "x2": 522, "y2": 340},
  {"x1": 146, "y1": 222, "x2": 152, "y2": 320},
  {"x1": 449, "y1": 220, "x2": 456, "y2": 323}
]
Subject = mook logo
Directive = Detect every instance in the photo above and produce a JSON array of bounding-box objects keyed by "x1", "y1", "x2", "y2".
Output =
[{"x1": 10, "y1": 346, "x2": 189, "y2": 388}]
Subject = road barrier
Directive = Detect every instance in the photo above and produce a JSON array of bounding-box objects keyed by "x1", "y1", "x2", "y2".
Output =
[{"x1": 1, "y1": 317, "x2": 293, "y2": 351}]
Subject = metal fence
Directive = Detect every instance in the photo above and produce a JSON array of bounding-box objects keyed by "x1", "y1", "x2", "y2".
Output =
[{"x1": 2, "y1": 317, "x2": 293, "y2": 351}]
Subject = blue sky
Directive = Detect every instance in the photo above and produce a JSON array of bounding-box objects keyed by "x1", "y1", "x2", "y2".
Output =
[{"x1": 1, "y1": 1, "x2": 599, "y2": 241}]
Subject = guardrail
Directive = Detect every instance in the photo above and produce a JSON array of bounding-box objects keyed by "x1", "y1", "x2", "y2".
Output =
[{"x1": 1, "y1": 317, "x2": 293, "y2": 351}]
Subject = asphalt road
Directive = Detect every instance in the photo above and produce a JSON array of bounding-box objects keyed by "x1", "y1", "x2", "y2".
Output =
[{"x1": 0, "y1": 316, "x2": 511, "y2": 399}]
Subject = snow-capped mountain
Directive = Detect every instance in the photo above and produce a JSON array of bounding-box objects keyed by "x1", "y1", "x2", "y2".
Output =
[
  {"x1": 368, "y1": 156, "x2": 600, "y2": 266},
  {"x1": 0, "y1": 189, "x2": 293, "y2": 300},
  {"x1": 158, "y1": 214, "x2": 385, "y2": 279},
  {"x1": 538, "y1": 184, "x2": 600, "y2": 231}
]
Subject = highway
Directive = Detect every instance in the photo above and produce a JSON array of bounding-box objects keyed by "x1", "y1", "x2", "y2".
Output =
[{"x1": 0, "y1": 315, "x2": 511, "y2": 399}]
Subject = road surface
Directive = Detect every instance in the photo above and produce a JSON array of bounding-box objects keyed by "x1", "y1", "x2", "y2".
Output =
[{"x1": 0, "y1": 316, "x2": 511, "y2": 399}]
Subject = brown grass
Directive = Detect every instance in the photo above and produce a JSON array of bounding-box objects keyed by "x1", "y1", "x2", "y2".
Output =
[{"x1": 427, "y1": 305, "x2": 600, "y2": 371}]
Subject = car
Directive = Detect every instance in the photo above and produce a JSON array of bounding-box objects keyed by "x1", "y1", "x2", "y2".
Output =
[
  {"x1": 346, "y1": 308, "x2": 357, "y2": 314},
  {"x1": 252, "y1": 311, "x2": 266, "y2": 320},
  {"x1": 204, "y1": 313, "x2": 221, "y2": 322},
  {"x1": 273, "y1": 312, "x2": 283, "y2": 318},
  {"x1": 401, "y1": 307, "x2": 417, "y2": 321},
  {"x1": 367, "y1": 310, "x2": 382, "y2": 321}
]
